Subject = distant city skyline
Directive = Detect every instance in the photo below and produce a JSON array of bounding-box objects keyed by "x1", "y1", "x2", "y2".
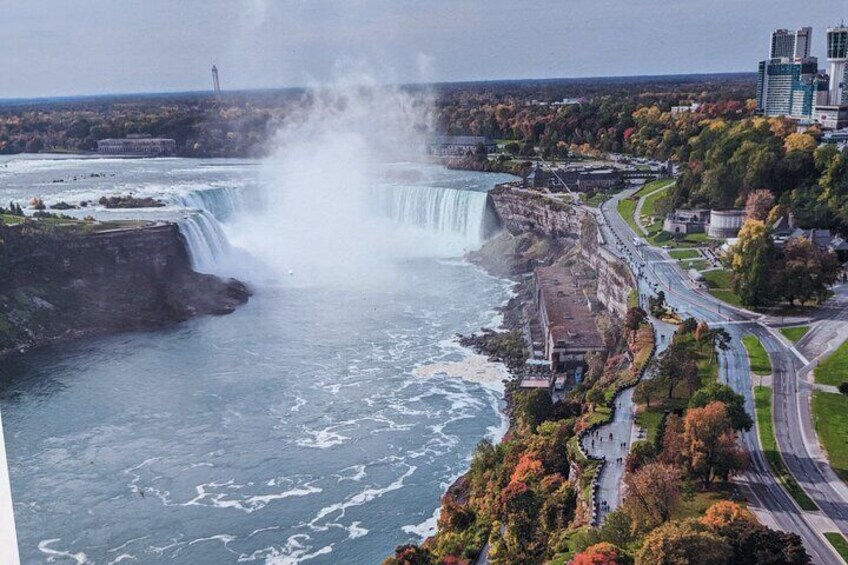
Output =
[{"x1": 0, "y1": 0, "x2": 846, "y2": 99}]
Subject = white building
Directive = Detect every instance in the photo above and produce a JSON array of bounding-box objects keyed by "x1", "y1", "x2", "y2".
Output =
[
  {"x1": 770, "y1": 27, "x2": 812, "y2": 60},
  {"x1": 826, "y1": 25, "x2": 848, "y2": 105},
  {"x1": 97, "y1": 135, "x2": 177, "y2": 156}
]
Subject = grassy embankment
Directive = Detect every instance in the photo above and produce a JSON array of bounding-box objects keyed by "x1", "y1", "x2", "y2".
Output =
[
  {"x1": 811, "y1": 340, "x2": 848, "y2": 489},
  {"x1": 815, "y1": 339, "x2": 848, "y2": 387},
  {"x1": 753, "y1": 386, "x2": 818, "y2": 510},
  {"x1": 669, "y1": 249, "x2": 710, "y2": 272},
  {"x1": 701, "y1": 269, "x2": 743, "y2": 308},
  {"x1": 741, "y1": 334, "x2": 771, "y2": 376},
  {"x1": 813, "y1": 392, "x2": 848, "y2": 483},
  {"x1": 825, "y1": 532, "x2": 848, "y2": 563},
  {"x1": 780, "y1": 326, "x2": 810, "y2": 343},
  {"x1": 615, "y1": 180, "x2": 707, "y2": 248}
]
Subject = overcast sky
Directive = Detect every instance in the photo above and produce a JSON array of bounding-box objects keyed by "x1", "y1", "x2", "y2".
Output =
[{"x1": 0, "y1": 0, "x2": 846, "y2": 98}]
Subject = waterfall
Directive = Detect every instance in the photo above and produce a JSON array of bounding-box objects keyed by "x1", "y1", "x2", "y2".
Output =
[
  {"x1": 170, "y1": 186, "x2": 246, "y2": 221},
  {"x1": 371, "y1": 185, "x2": 499, "y2": 246},
  {"x1": 177, "y1": 210, "x2": 232, "y2": 274}
]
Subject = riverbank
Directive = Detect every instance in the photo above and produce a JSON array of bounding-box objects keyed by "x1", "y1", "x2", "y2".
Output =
[{"x1": 0, "y1": 219, "x2": 250, "y2": 359}]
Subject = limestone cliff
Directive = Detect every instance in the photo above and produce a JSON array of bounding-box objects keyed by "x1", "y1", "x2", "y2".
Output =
[
  {"x1": 0, "y1": 222, "x2": 250, "y2": 357},
  {"x1": 487, "y1": 183, "x2": 634, "y2": 318}
]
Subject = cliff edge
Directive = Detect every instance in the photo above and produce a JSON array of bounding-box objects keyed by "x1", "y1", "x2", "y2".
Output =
[{"x1": 0, "y1": 221, "x2": 250, "y2": 357}]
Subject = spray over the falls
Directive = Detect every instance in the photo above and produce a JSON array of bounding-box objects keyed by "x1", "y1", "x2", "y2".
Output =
[{"x1": 204, "y1": 79, "x2": 498, "y2": 286}]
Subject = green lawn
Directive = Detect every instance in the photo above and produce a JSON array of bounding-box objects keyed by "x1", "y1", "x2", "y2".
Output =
[
  {"x1": 641, "y1": 181, "x2": 673, "y2": 218},
  {"x1": 780, "y1": 326, "x2": 810, "y2": 343},
  {"x1": 635, "y1": 409, "x2": 666, "y2": 444},
  {"x1": 0, "y1": 213, "x2": 25, "y2": 226},
  {"x1": 742, "y1": 334, "x2": 772, "y2": 376},
  {"x1": 645, "y1": 229, "x2": 708, "y2": 248},
  {"x1": 668, "y1": 249, "x2": 701, "y2": 260},
  {"x1": 754, "y1": 386, "x2": 818, "y2": 510},
  {"x1": 825, "y1": 532, "x2": 848, "y2": 563},
  {"x1": 812, "y1": 391, "x2": 848, "y2": 484},
  {"x1": 815, "y1": 339, "x2": 848, "y2": 387},
  {"x1": 701, "y1": 269, "x2": 744, "y2": 307},
  {"x1": 672, "y1": 483, "x2": 742, "y2": 521},
  {"x1": 680, "y1": 259, "x2": 710, "y2": 272},
  {"x1": 633, "y1": 179, "x2": 674, "y2": 199},
  {"x1": 583, "y1": 193, "x2": 610, "y2": 207},
  {"x1": 616, "y1": 197, "x2": 641, "y2": 235},
  {"x1": 703, "y1": 269, "x2": 732, "y2": 289}
]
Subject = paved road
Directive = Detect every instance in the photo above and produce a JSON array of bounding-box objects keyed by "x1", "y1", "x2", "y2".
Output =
[
  {"x1": 797, "y1": 285, "x2": 848, "y2": 362},
  {"x1": 595, "y1": 191, "x2": 840, "y2": 563}
]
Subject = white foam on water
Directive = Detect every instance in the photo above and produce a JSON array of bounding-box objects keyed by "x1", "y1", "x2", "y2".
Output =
[
  {"x1": 346, "y1": 522, "x2": 369, "y2": 540},
  {"x1": 295, "y1": 428, "x2": 349, "y2": 449},
  {"x1": 401, "y1": 505, "x2": 440, "y2": 540},
  {"x1": 414, "y1": 351, "x2": 509, "y2": 395},
  {"x1": 108, "y1": 535, "x2": 150, "y2": 554},
  {"x1": 106, "y1": 554, "x2": 136, "y2": 564},
  {"x1": 181, "y1": 481, "x2": 323, "y2": 513},
  {"x1": 242, "y1": 534, "x2": 334, "y2": 565},
  {"x1": 334, "y1": 465, "x2": 367, "y2": 483},
  {"x1": 308, "y1": 464, "x2": 417, "y2": 531},
  {"x1": 37, "y1": 539, "x2": 89, "y2": 564},
  {"x1": 187, "y1": 534, "x2": 236, "y2": 546}
]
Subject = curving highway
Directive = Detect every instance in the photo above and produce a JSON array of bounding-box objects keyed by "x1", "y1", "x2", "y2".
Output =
[{"x1": 595, "y1": 188, "x2": 841, "y2": 564}]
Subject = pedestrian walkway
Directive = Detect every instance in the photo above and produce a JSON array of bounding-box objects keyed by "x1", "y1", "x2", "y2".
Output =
[
  {"x1": 582, "y1": 390, "x2": 637, "y2": 523},
  {"x1": 581, "y1": 317, "x2": 676, "y2": 524}
]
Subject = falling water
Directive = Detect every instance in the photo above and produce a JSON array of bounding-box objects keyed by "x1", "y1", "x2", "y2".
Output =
[
  {"x1": 371, "y1": 184, "x2": 497, "y2": 246},
  {"x1": 177, "y1": 210, "x2": 232, "y2": 274},
  {"x1": 170, "y1": 186, "x2": 247, "y2": 221}
]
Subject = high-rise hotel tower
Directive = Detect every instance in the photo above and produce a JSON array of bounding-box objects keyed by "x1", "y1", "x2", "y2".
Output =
[
  {"x1": 826, "y1": 25, "x2": 848, "y2": 105},
  {"x1": 757, "y1": 28, "x2": 828, "y2": 120}
]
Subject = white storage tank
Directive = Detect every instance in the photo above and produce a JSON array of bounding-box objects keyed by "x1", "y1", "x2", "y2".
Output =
[{"x1": 708, "y1": 210, "x2": 746, "y2": 239}]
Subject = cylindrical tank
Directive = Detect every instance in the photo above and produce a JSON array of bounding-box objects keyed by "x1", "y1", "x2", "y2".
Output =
[{"x1": 708, "y1": 210, "x2": 746, "y2": 239}]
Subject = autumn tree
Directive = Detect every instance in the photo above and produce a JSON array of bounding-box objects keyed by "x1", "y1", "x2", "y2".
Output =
[
  {"x1": 689, "y1": 383, "x2": 752, "y2": 431},
  {"x1": 658, "y1": 414, "x2": 688, "y2": 468},
  {"x1": 573, "y1": 542, "x2": 633, "y2": 565},
  {"x1": 636, "y1": 520, "x2": 731, "y2": 565},
  {"x1": 694, "y1": 321, "x2": 710, "y2": 343},
  {"x1": 539, "y1": 481, "x2": 576, "y2": 533},
  {"x1": 625, "y1": 440, "x2": 658, "y2": 473},
  {"x1": 683, "y1": 402, "x2": 747, "y2": 486},
  {"x1": 655, "y1": 342, "x2": 701, "y2": 400},
  {"x1": 712, "y1": 519, "x2": 810, "y2": 565},
  {"x1": 623, "y1": 462, "x2": 683, "y2": 530},
  {"x1": 779, "y1": 237, "x2": 841, "y2": 306},
  {"x1": 499, "y1": 480, "x2": 543, "y2": 561},
  {"x1": 698, "y1": 501, "x2": 754, "y2": 529},
  {"x1": 727, "y1": 219, "x2": 778, "y2": 308},
  {"x1": 513, "y1": 389, "x2": 552, "y2": 432},
  {"x1": 679, "y1": 317, "x2": 698, "y2": 334},
  {"x1": 382, "y1": 544, "x2": 435, "y2": 565},
  {"x1": 744, "y1": 189, "x2": 775, "y2": 221},
  {"x1": 624, "y1": 307, "x2": 648, "y2": 338}
]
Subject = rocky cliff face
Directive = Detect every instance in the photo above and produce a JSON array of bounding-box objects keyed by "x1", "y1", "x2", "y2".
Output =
[
  {"x1": 487, "y1": 184, "x2": 584, "y2": 238},
  {"x1": 487, "y1": 184, "x2": 634, "y2": 317},
  {"x1": 0, "y1": 222, "x2": 250, "y2": 357}
]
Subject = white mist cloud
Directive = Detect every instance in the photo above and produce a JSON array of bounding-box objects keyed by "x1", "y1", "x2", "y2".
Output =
[{"x1": 227, "y1": 74, "x2": 440, "y2": 287}]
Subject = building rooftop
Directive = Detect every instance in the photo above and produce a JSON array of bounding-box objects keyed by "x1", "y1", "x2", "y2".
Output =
[
  {"x1": 535, "y1": 266, "x2": 605, "y2": 352},
  {"x1": 431, "y1": 135, "x2": 495, "y2": 146}
]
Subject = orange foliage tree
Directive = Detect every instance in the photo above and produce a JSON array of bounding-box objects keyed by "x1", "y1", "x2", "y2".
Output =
[{"x1": 572, "y1": 542, "x2": 631, "y2": 565}]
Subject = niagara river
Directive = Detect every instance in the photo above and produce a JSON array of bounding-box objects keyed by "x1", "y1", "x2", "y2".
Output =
[{"x1": 0, "y1": 154, "x2": 516, "y2": 564}]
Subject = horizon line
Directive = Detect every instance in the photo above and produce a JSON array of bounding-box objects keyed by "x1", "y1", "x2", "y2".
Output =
[{"x1": 0, "y1": 70, "x2": 756, "y2": 106}]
